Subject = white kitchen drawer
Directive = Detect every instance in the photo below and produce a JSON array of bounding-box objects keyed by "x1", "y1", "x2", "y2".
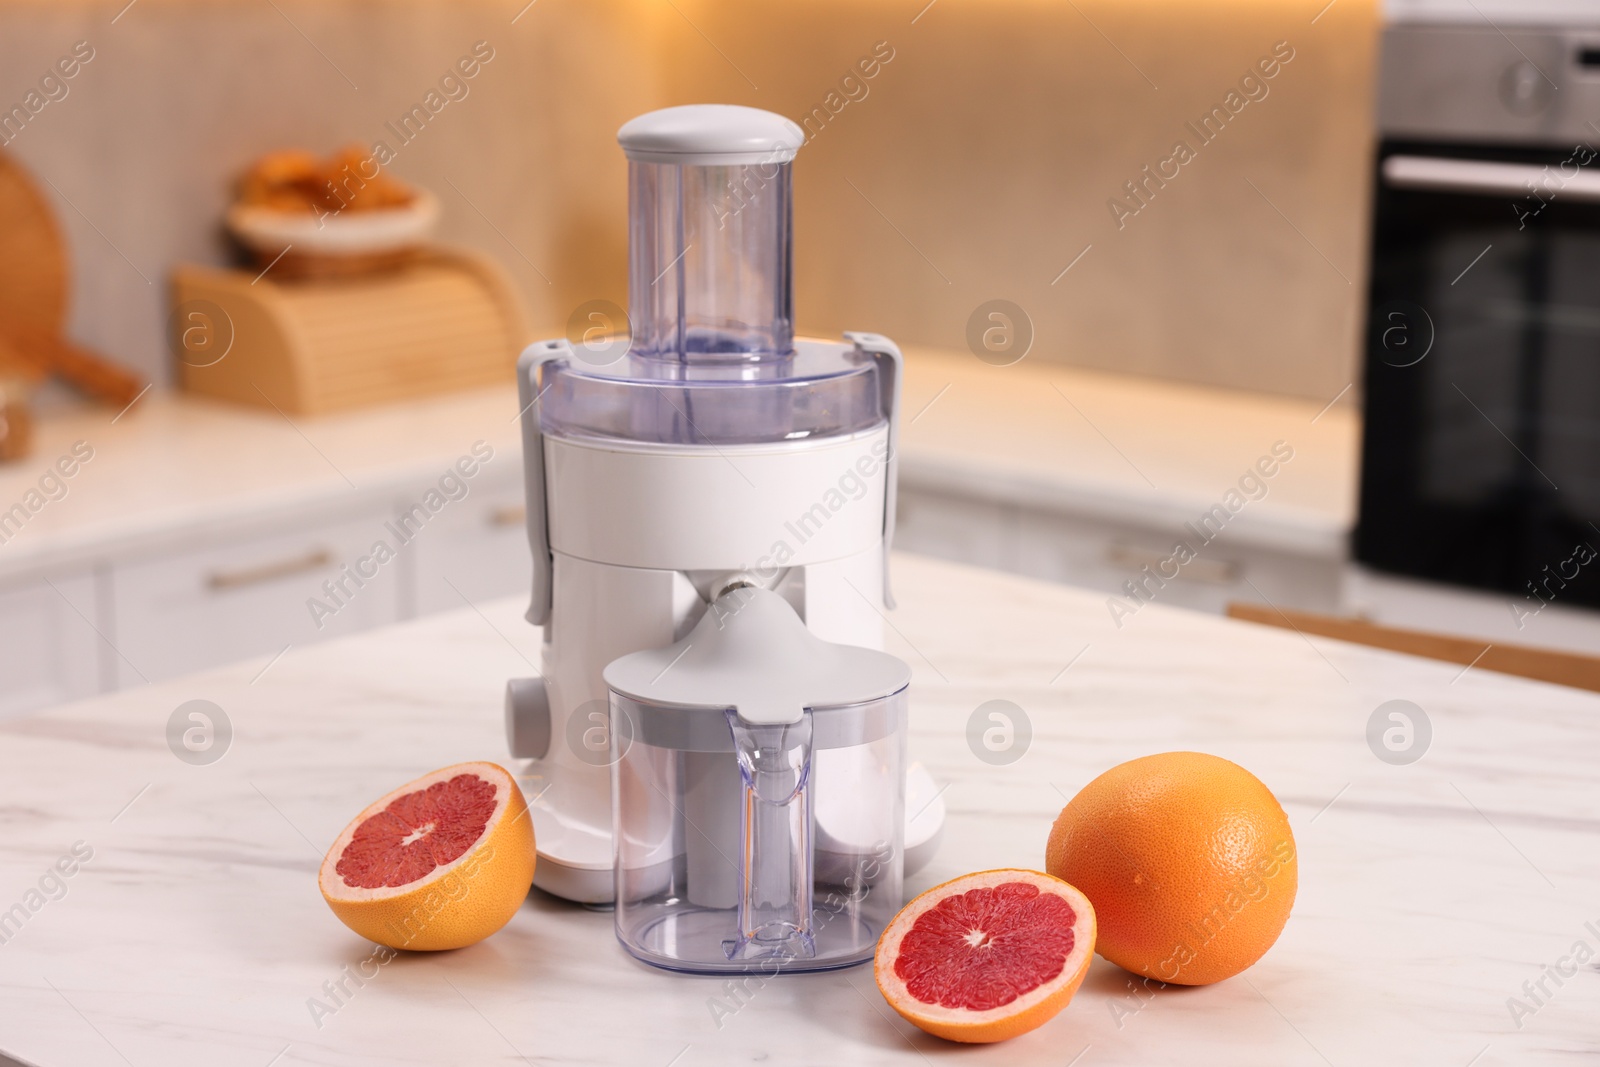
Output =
[
  {"x1": 895, "y1": 484, "x2": 1341, "y2": 618},
  {"x1": 410, "y1": 485, "x2": 534, "y2": 617},
  {"x1": 110, "y1": 516, "x2": 404, "y2": 685},
  {"x1": 0, "y1": 570, "x2": 106, "y2": 718},
  {"x1": 1019, "y1": 508, "x2": 1342, "y2": 617}
]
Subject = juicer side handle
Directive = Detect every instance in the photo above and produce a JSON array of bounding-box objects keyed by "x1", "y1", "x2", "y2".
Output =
[
  {"x1": 516, "y1": 339, "x2": 568, "y2": 626},
  {"x1": 845, "y1": 332, "x2": 902, "y2": 611}
]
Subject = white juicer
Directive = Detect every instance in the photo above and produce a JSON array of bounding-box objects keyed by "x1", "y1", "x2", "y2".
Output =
[{"x1": 504, "y1": 104, "x2": 944, "y2": 904}]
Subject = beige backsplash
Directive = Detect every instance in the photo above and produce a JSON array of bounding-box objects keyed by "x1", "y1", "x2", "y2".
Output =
[{"x1": 0, "y1": 0, "x2": 1377, "y2": 402}]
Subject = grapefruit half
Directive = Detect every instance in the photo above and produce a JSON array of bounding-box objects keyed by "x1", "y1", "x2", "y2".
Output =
[
  {"x1": 874, "y1": 869, "x2": 1096, "y2": 1043},
  {"x1": 318, "y1": 761, "x2": 535, "y2": 951}
]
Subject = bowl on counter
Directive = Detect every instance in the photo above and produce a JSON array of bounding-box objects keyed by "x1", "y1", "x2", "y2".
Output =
[{"x1": 225, "y1": 189, "x2": 440, "y2": 280}]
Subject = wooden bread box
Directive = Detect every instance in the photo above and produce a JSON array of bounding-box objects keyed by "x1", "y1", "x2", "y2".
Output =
[{"x1": 171, "y1": 246, "x2": 531, "y2": 415}]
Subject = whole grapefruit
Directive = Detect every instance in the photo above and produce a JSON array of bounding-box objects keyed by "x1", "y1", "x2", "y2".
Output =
[{"x1": 1045, "y1": 751, "x2": 1296, "y2": 986}]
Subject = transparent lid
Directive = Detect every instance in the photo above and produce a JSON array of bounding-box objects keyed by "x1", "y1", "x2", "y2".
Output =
[
  {"x1": 538, "y1": 341, "x2": 885, "y2": 446},
  {"x1": 541, "y1": 106, "x2": 884, "y2": 446}
]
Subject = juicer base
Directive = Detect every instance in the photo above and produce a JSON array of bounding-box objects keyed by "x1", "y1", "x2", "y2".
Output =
[
  {"x1": 517, "y1": 765, "x2": 617, "y2": 904},
  {"x1": 533, "y1": 850, "x2": 614, "y2": 905}
]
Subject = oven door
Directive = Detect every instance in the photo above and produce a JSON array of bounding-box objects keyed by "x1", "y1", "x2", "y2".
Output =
[{"x1": 1358, "y1": 140, "x2": 1600, "y2": 608}]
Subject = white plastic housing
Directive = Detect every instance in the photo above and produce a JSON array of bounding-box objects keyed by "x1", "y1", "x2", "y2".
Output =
[
  {"x1": 544, "y1": 429, "x2": 890, "y2": 571},
  {"x1": 524, "y1": 427, "x2": 892, "y2": 903}
]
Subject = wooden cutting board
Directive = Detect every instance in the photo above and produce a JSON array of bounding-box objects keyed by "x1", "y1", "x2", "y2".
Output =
[
  {"x1": 0, "y1": 149, "x2": 143, "y2": 404},
  {"x1": 0, "y1": 151, "x2": 69, "y2": 354}
]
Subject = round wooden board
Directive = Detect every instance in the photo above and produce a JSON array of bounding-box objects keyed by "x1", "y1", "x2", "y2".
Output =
[{"x1": 0, "y1": 150, "x2": 69, "y2": 346}]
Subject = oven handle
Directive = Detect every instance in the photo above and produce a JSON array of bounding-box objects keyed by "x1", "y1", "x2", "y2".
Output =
[{"x1": 1382, "y1": 155, "x2": 1600, "y2": 201}]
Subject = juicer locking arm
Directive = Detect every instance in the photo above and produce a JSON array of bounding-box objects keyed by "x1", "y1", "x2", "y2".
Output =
[
  {"x1": 515, "y1": 339, "x2": 569, "y2": 626},
  {"x1": 504, "y1": 341, "x2": 567, "y2": 764},
  {"x1": 844, "y1": 332, "x2": 902, "y2": 611}
]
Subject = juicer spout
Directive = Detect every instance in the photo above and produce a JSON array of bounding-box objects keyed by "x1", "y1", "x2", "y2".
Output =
[{"x1": 724, "y1": 708, "x2": 816, "y2": 962}]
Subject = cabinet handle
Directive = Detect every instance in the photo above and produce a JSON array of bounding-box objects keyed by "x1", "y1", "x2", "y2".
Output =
[
  {"x1": 489, "y1": 505, "x2": 526, "y2": 528},
  {"x1": 206, "y1": 548, "x2": 334, "y2": 591},
  {"x1": 1106, "y1": 542, "x2": 1240, "y2": 586}
]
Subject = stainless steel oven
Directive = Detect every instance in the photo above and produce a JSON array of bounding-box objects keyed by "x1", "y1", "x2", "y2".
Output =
[{"x1": 1358, "y1": 22, "x2": 1600, "y2": 611}]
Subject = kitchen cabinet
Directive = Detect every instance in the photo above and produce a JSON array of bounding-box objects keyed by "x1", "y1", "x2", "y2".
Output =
[
  {"x1": 0, "y1": 570, "x2": 104, "y2": 717},
  {"x1": 897, "y1": 485, "x2": 1343, "y2": 618},
  {"x1": 0, "y1": 386, "x2": 542, "y2": 714},
  {"x1": 109, "y1": 515, "x2": 405, "y2": 686},
  {"x1": 409, "y1": 482, "x2": 533, "y2": 618},
  {"x1": 892, "y1": 486, "x2": 1020, "y2": 573},
  {"x1": 1, "y1": 490, "x2": 536, "y2": 711},
  {"x1": 0, "y1": 481, "x2": 536, "y2": 713}
]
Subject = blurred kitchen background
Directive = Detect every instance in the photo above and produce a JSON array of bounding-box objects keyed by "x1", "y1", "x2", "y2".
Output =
[{"x1": 2, "y1": 0, "x2": 1597, "y2": 715}]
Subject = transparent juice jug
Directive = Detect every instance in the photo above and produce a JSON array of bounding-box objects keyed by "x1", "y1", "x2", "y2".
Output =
[{"x1": 603, "y1": 586, "x2": 909, "y2": 973}]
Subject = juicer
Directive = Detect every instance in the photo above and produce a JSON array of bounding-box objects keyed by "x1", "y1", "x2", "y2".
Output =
[{"x1": 504, "y1": 104, "x2": 943, "y2": 904}]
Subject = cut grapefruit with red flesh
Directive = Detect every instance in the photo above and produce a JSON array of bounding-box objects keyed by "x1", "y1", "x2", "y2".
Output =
[
  {"x1": 318, "y1": 762, "x2": 535, "y2": 951},
  {"x1": 875, "y1": 869, "x2": 1097, "y2": 1043}
]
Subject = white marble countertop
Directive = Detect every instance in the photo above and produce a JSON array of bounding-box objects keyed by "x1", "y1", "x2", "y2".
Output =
[
  {"x1": 0, "y1": 553, "x2": 1593, "y2": 1066},
  {"x1": 0, "y1": 347, "x2": 1358, "y2": 583}
]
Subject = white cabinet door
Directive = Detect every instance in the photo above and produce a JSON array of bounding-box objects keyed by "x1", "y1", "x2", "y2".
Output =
[
  {"x1": 1020, "y1": 509, "x2": 1343, "y2": 617},
  {"x1": 894, "y1": 486, "x2": 1020, "y2": 572},
  {"x1": 0, "y1": 571, "x2": 105, "y2": 718},
  {"x1": 410, "y1": 484, "x2": 534, "y2": 617},
  {"x1": 896, "y1": 484, "x2": 1342, "y2": 618},
  {"x1": 110, "y1": 516, "x2": 403, "y2": 685}
]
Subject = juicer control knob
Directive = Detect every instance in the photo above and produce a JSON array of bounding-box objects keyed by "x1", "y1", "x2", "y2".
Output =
[{"x1": 505, "y1": 677, "x2": 552, "y2": 760}]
